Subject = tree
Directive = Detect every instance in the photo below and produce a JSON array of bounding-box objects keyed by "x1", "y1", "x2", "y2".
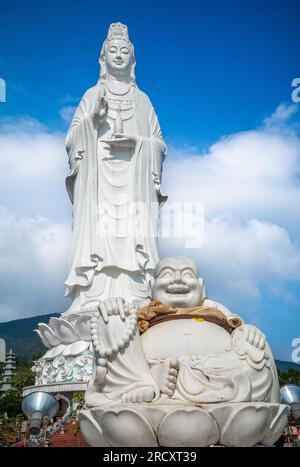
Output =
[
  {"x1": 11, "y1": 367, "x2": 35, "y2": 393},
  {"x1": 71, "y1": 392, "x2": 85, "y2": 420},
  {"x1": 278, "y1": 368, "x2": 300, "y2": 387},
  {"x1": 0, "y1": 390, "x2": 23, "y2": 418},
  {"x1": 0, "y1": 367, "x2": 35, "y2": 418},
  {"x1": 0, "y1": 362, "x2": 36, "y2": 446}
]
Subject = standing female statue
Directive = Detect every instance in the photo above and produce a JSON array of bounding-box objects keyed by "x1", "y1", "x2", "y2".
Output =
[{"x1": 64, "y1": 23, "x2": 167, "y2": 314}]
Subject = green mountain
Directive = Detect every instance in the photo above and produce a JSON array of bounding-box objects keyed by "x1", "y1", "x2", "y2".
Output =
[
  {"x1": 275, "y1": 359, "x2": 300, "y2": 372},
  {"x1": 0, "y1": 313, "x2": 59, "y2": 364},
  {"x1": 0, "y1": 314, "x2": 300, "y2": 372}
]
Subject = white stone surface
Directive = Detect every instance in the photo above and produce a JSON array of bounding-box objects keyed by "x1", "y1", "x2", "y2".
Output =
[
  {"x1": 79, "y1": 402, "x2": 289, "y2": 447},
  {"x1": 142, "y1": 319, "x2": 233, "y2": 359}
]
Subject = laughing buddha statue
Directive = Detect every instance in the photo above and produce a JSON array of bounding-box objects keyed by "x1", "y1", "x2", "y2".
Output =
[{"x1": 79, "y1": 256, "x2": 288, "y2": 447}]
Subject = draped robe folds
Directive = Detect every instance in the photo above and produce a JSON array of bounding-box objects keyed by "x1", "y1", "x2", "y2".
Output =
[{"x1": 64, "y1": 83, "x2": 167, "y2": 313}]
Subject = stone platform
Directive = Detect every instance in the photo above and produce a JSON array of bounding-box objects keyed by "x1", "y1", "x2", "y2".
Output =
[{"x1": 79, "y1": 401, "x2": 289, "y2": 447}]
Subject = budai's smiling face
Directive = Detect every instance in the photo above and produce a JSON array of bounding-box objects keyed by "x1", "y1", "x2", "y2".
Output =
[{"x1": 152, "y1": 256, "x2": 204, "y2": 308}]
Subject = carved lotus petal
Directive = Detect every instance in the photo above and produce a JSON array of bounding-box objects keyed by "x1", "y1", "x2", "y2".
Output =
[
  {"x1": 206, "y1": 403, "x2": 284, "y2": 447},
  {"x1": 38, "y1": 323, "x2": 61, "y2": 347},
  {"x1": 49, "y1": 317, "x2": 79, "y2": 344},
  {"x1": 261, "y1": 404, "x2": 289, "y2": 446},
  {"x1": 219, "y1": 405, "x2": 273, "y2": 447},
  {"x1": 100, "y1": 409, "x2": 158, "y2": 447},
  {"x1": 74, "y1": 315, "x2": 92, "y2": 341},
  {"x1": 158, "y1": 408, "x2": 219, "y2": 447},
  {"x1": 78, "y1": 410, "x2": 110, "y2": 447},
  {"x1": 44, "y1": 344, "x2": 66, "y2": 361},
  {"x1": 64, "y1": 313, "x2": 82, "y2": 326},
  {"x1": 62, "y1": 340, "x2": 90, "y2": 357},
  {"x1": 34, "y1": 329, "x2": 51, "y2": 349}
]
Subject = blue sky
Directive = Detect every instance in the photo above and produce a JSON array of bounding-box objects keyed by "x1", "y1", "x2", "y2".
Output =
[
  {"x1": 0, "y1": 0, "x2": 300, "y2": 362},
  {"x1": 1, "y1": 0, "x2": 300, "y2": 141}
]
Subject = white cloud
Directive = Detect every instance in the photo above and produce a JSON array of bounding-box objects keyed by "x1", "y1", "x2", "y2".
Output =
[
  {"x1": 59, "y1": 94, "x2": 80, "y2": 105},
  {"x1": 0, "y1": 207, "x2": 70, "y2": 278},
  {"x1": 0, "y1": 117, "x2": 70, "y2": 221},
  {"x1": 160, "y1": 104, "x2": 300, "y2": 312},
  {"x1": 0, "y1": 117, "x2": 72, "y2": 321},
  {"x1": 59, "y1": 105, "x2": 76, "y2": 124},
  {"x1": 164, "y1": 128, "x2": 300, "y2": 239},
  {"x1": 160, "y1": 217, "x2": 300, "y2": 311},
  {"x1": 0, "y1": 206, "x2": 71, "y2": 322},
  {"x1": 264, "y1": 103, "x2": 298, "y2": 127}
]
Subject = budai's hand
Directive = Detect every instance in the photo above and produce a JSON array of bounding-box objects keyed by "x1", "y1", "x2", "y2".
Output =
[{"x1": 241, "y1": 324, "x2": 266, "y2": 350}]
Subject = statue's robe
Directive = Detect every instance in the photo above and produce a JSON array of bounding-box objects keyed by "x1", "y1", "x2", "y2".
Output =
[{"x1": 64, "y1": 83, "x2": 167, "y2": 313}]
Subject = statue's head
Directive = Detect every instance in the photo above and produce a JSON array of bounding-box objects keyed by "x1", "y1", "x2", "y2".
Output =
[
  {"x1": 152, "y1": 256, "x2": 205, "y2": 308},
  {"x1": 99, "y1": 23, "x2": 136, "y2": 85}
]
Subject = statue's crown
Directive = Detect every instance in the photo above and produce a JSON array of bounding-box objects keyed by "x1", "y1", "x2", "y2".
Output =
[{"x1": 107, "y1": 22, "x2": 130, "y2": 42}]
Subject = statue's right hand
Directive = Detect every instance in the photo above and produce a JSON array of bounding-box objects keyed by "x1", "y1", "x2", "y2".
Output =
[
  {"x1": 98, "y1": 297, "x2": 125, "y2": 323},
  {"x1": 93, "y1": 91, "x2": 108, "y2": 124}
]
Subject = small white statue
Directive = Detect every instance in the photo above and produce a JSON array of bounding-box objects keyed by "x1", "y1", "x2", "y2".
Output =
[
  {"x1": 79, "y1": 256, "x2": 287, "y2": 447},
  {"x1": 64, "y1": 23, "x2": 167, "y2": 314}
]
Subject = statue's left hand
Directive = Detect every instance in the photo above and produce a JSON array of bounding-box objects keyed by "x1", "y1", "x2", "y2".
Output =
[
  {"x1": 112, "y1": 132, "x2": 137, "y2": 141},
  {"x1": 241, "y1": 324, "x2": 266, "y2": 350},
  {"x1": 100, "y1": 133, "x2": 137, "y2": 148}
]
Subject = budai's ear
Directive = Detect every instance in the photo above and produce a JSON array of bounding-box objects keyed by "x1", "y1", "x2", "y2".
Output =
[{"x1": 199, "y1": 278, "x2": 206, "y2": 300}]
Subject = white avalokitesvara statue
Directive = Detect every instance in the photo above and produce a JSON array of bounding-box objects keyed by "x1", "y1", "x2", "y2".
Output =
[
  {"x1": 64, "y1": 22, "x2": 167, "y2": 314},
  {"x1": 80, "y1": 256, "x2": 288, "y2": 447}
]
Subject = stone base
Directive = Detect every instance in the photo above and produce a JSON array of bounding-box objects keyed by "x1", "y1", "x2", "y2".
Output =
[{"x1": 78, "y1": 401, "x2": 289, "y2": 447}]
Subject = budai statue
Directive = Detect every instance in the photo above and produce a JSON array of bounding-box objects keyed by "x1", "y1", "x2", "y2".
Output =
[{"x1": 79, "y1": 256, "x2": 288, "y2": 447}]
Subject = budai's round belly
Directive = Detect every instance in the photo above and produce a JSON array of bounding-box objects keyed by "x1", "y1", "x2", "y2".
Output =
[{"x1": 141, "y1": 319, "x2": 232, "y2": 360}]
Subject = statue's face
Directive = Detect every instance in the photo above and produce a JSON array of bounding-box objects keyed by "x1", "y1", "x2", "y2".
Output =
[
  {"x1": 105, "y1": 39, "x2": 132, "y2": 75},
  {"x1": 152, "y1": 257, "x2": 203, "y2": 308}
]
